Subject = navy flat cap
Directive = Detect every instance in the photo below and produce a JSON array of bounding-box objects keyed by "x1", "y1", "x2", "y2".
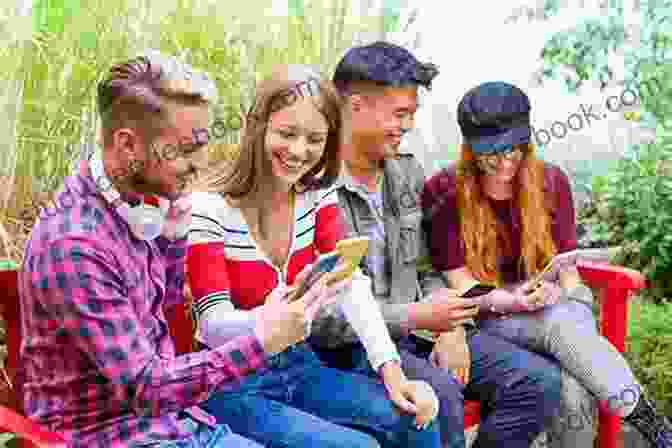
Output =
[{"x1": 457, "y1": 81, "x2": 532, "y2": 153}]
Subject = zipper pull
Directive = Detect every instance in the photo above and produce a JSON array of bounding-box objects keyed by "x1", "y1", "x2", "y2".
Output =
[{"x1": 277, "y1": 267, "x2": 286, "y2": 288}]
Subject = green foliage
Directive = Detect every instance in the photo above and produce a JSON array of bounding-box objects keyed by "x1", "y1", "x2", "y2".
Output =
[
  {"x1": 382, "y1": 0, "x2": 403, "y2": 34},
  {"x1": 33, "y1": 0, "x2": 83, "y2": 35},
  {"x1": 625, "y1": 298, "x2": 672, "y2": 414},
  {"x1": 540, "y1": 0, "x2": 672, "y2": 296},
  {"x1": 505, "y1": 0, "x2": 563, "y2": 23},
  {"x1": 539, "y1": 0, "x2": 672, "y2": 93},
  {"x1": 540, "y1": 16, "x2": 627, "y2": 92},
  {"x1": 581, "y1": 134, "x2": 672, "y2": 298},
  {"x1": 0, "y1": 0, "x2": 377, "y2": 209}
]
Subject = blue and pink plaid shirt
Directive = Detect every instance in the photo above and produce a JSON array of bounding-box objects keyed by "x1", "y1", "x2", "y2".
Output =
[{"x1": 18, "y1": 158, "x2": 267, "y2": 448}]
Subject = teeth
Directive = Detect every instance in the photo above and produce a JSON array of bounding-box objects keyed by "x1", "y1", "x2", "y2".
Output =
[{"x1": 278, "y1": 155, "x2": 303, "y2": 170}]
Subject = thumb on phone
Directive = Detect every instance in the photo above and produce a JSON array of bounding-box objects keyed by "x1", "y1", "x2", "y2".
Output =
[
  {"x1": 291, "y1": 276, "x2": 326, "y2": 313},
  {"x1": 266, "y1": 283, "x2": 290, "y2": 305},
  {"x1": 294, "y1": 263, "x2": 314, "y2": 284}
]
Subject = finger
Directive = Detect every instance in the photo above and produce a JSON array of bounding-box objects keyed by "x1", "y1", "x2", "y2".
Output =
[
  {"x1": 306, "y1": 276, "x2": 328, "y2": 300},
  {"x1": 294, "y1": 263, "x2": 314, "y2": 284},
  {"x1": 463, "y1": 306, "x2": 480, "y2": 316},
  {"x1": 429, "y1": 350, "x2": 440, "y2": 369},
  {"x1": 435, "y1": 354, "x2": 450, "y2": 371},
  {"x1": 266, "y1": 284, "x2": 290, "y2": 304},
  {"x1": 516, "y1": 281, "x2": 535, "y2": 295},
  {"x1": 549, "y1": 290, "x2": 562, "y2": 305},
  {"x1": 526, "y1": 287, "x2": 544, "y2": 304},
  {"x1": 331, "y1": 260, "x2": 349, "y2": 274},
  {"x1": 411, "y1": 388, "x2": 437, "y2": 427},
  {"x1": 415, "y1": 408, "x2": 433, "y2": 428},
  {"x1": 415, "y1": 397, "x2": 439, "y2": 428},
  {"x1": 453, "y1": 297, "x2": 481, "y2": 308},
  {"x1": 454, "y1": 368, "x2": 463, "y2": 384},
  {"x1": 324, "y1": 276, "x2": 352, "y2": 298},
  {"x1": 292, "y1": 277, "x2": 326, "y2": 311},
  {"x1": 464, "y1": 366, "x2": 471, "y2": 385},
  {"x1": 305, "y1": 286, "x2": 336, "y2": 321},
  {"x1": 308, "y1": 289, "x2": 343, "y2": 316},
  {"x1": 435, "y1": 288, "x2": 463, "y2": 301},
  {"x1": 391, "y1": 391, "x2": 418, "y2": 415},
  {"x1": 454, "y1": 368, "x2": 465, "y2": 385},
  {"x1": 304, "y1": 301, "x2": 320, "y2": 322},
  {"x1": 443, "y1": 288, "x2": 463, "y2": 296},
  {"x1": 452, "y1": 308, "x2": 479, "y2": 320}
]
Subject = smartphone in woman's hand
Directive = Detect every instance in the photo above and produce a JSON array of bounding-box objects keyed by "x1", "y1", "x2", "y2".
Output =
[
  {"x1": 286, "y1": 252, "x2": 342, "y2": 302},
  {"x1": 460, "y1": 284, "x2": 495, "y2": 298},
  {"x1": 327, "y1": 237, "x2": 370, "y2": 284}
]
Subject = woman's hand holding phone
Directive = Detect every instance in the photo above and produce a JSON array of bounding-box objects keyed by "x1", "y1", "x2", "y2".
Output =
[
  {"x1": 286, "y1": 257, "x2": 352, "y2": 318},
  {"x1": 254, "y1": 267, "x2": 326, "y2": 356},
  {"x1": 255, "y1": 261, "x2": 353, "y2": 355},
  {"x1": 286, "y1": 252, "x2": 341, "y2": 303},
  {"x1": 516, "y1": 280, "x2": 563, "y2": 310}
]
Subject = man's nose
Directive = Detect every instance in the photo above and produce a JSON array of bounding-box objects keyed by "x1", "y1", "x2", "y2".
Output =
[
  {"x1": 500, "y1": 157, "x2": 516, "y2": 169},
  {"x1": 190, "y1": 147, "x2": 210, "y2": 172},
  {"x1": 401, "y1": 114, "x2": 414, "y2": 132}
]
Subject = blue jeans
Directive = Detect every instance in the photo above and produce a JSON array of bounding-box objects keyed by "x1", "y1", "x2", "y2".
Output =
[
  {"x1": 129, "y1": 414, "x2": 263, "y2": 447},
  {"x1": 201, "y1": 342, "x2": 441, "y2": 448},
  {"x1": 312, "y1": 330, "x2": 562, "y2": 448}
]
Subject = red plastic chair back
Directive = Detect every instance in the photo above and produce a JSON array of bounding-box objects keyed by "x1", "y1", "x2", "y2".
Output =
[
  {"x1": 462, "y1": 260, "x2": 646, "y2": 448},
  {"x1": 0, "y1": 269, "x2": 67, "y2": 447}
]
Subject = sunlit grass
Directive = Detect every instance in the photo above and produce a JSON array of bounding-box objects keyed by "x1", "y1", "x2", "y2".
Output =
[{"x1": 0, "y1": 0, "x2": 382, "y2": 261}]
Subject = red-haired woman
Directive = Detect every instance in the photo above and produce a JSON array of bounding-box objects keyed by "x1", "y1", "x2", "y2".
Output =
[{"x1": 422, "y1": 81, "x2": 671, "y2": 448}]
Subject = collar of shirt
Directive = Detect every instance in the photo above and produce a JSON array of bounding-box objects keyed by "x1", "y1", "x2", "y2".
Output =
[
  {"x1": 337, "y1": 158, "x2": 416, "y2": 218},
  {"x1": 86, "y1": 147, "x2": 191, "y2": 241},
  {"x1": 337, "y1": 161, "x2": 383, "y2": 196}
]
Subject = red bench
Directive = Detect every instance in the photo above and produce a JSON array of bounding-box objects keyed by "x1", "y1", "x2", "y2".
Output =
[{"x1": 0, "y1": 261, "x2": 647, "y2": 448}]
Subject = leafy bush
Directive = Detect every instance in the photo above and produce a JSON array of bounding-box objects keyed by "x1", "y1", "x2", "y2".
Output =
[
  {"x1": 580, "y1": 135, "x2": 672, "y2": 299},
  {"x1": 0, "y1": 0, "x2": 386, "y2": 261},
  {"x1": 625, "y1": 298, "x2": 672, "y2": 415}
]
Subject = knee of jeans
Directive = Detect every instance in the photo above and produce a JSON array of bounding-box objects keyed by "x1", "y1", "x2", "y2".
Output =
[
  {"x1": 547, "y1": 300, "x2": 594, "y2": 323},
  {"x1": 327, "y1": 432, "x2": 381, "y2": 448},
  {"x1": 533, "y1": 361, "x2": 562, "y2": 402},
  {"x1": 428, "y1": 377, "x2": 462, "y2": 404}
]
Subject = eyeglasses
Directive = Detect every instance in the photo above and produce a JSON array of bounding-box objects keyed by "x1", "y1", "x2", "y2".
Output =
[{"x1": 475, "y1": 146, "x2": 525, "y2": 172}]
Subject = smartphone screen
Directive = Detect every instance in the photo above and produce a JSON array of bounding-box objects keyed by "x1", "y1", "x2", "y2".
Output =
[
  {"x1": 303, "y1": 253, "x2": 341, "y2": 290},
  {"x1": 461, "y1": 285, "x2": 495, "y2": 298},
  {"x1": 287, "y1": 252, "x2": 341, "y2": 302}
]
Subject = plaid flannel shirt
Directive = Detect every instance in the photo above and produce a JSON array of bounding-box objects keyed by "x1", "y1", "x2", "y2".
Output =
[{"x1": 18, "y1": 159, "x2": 266, "y2": 448}]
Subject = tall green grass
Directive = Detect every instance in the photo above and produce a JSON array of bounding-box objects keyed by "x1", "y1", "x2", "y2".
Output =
[{"x1": 0, "y1": 0, "x2": 386, "y2": 260}]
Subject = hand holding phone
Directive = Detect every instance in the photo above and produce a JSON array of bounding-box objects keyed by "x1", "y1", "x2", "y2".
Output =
[
  {"x1": 325, "y1": 237, "x2": 370, "y2": 284},
  {"x1": 525, "y1": 250, "x2": 582, "y2": 294},
  {"x1": 286, "y1": 252, "x2": 341, "y2": 303}
]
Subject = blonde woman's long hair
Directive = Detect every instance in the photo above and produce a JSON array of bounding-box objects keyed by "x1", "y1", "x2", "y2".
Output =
[
  {"x1": 455, "y1": 143, "x2": 557, "y2": 285},
  {"x1": 196, "y1": 65, "x2": 343, "y2": 202}
]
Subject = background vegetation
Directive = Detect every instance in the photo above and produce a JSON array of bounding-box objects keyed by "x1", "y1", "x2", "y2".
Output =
[
  {"x1": 0, "y1": 0, "x2": 390, "y2": 261},
  {"x1": 537, "y1": 0, "x2": 672, "y2": 414},
  {"x1": 0, "y1": 0, "x2": 669, "y2": 438}
]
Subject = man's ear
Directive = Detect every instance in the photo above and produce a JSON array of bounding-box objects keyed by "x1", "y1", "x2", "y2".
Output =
[
  {"x1": 111, "y1": 128, "x2": 144, "y2": 167},
  {"x1": 111, "y1": 127, "x2": 133, "y2": 150},
  {"x1": 350, "y1": 94, "x2": 364, "y2": 112}
]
